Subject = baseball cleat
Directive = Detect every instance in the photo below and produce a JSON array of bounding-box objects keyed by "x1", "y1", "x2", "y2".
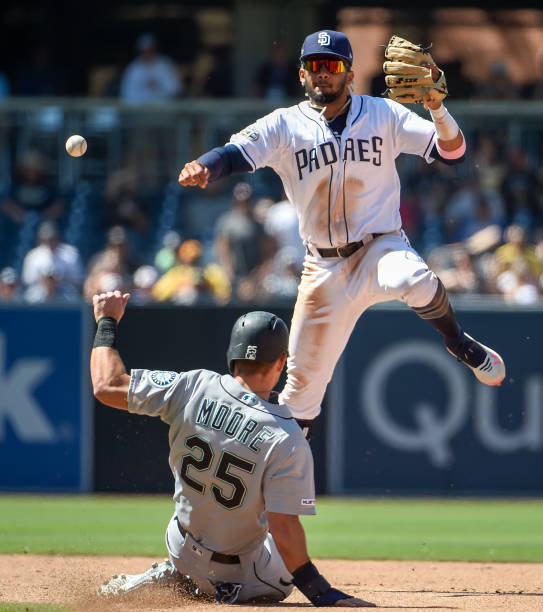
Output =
[
  {"x1": 99, "y1": 559, "x2": 178, "y2": 597},
  {"x1": 446, "y1": 332, "x2": 505, "y2": 386}
]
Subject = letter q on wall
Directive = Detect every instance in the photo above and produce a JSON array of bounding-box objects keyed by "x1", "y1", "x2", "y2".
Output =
[{"x1": 359, "y1": 340, "x2": 469, "y2": 468}]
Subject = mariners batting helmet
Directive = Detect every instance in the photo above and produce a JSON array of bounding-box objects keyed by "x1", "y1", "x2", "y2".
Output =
[{"x1": 226, "y1": 311, "x2": 289, "y2": 374}]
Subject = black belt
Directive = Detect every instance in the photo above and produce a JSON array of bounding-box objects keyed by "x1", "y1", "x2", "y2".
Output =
[
  {"x1": 315, "y1": 234, "x2": 385, "y2": 258},
  {"x1": 175, "y1": 517, "x2": 240, "y2": 564}
]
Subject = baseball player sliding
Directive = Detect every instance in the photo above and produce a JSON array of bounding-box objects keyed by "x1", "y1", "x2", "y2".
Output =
[
  {"x1": 179, "y1": 30, "x2": 505, "y2": 437},
  {"x1": 92, "y1": 291, "x2": 375, "y2": 606}
]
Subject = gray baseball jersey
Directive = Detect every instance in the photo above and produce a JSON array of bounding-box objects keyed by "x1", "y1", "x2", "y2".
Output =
[{"x1": 128, "y1": 368, "x2": 315, "y2": 556}]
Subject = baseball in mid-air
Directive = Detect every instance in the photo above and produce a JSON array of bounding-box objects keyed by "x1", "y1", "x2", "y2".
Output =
[{"x1": 65, "y1": 135, "x2": 87, "y2": 157}]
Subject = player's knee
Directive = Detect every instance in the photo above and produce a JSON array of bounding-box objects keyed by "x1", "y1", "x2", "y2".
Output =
[
  {"x1": 378, "y1": 257, "x2": 435, "y2": 297},
  {"x1": 377, "y1": 250, "x2": 427, "y2": 292},
  {"x1": 404, "y1": 270, "x2": 438, "y2": 308}
]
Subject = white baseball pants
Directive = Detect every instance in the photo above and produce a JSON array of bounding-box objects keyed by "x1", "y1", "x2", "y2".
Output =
[{"x1": 279, "y1": 231, "x2": 438, "y2": 420}]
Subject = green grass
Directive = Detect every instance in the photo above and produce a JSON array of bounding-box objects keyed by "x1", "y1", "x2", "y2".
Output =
[
  {"x1": 0, "y1": 495, "x2": 542, "y2": 562},
  {"x1": 0, "y1": 495, "x2": 171, "y2": 556}
]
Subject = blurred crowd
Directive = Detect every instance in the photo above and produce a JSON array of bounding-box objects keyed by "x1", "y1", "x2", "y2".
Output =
[
  {"x1": 2, "y1": 28, "x2": 543, "y2": 103},
  {"x1": 1, "y1": 23, "x2": 543, "y2": 307},
  {"x1": 0, "y1": 173, "x2": 305, "y2": 306},
  {"x1": 1, "y1": 123, "x2": 543, "y2": 307}
]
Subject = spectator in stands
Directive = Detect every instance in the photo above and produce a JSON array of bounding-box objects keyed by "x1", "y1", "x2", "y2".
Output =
[
  {"x1": 254, "y1": 41, "x2": 299, "y2": 100},
  {"x1": 444, "y1": 177, "x2": 504, "y2": 242},
  {"x1": 462, "y1": 192, "x2": 505, "y2": 241},
  {"x1": 263, "y1": 195, "x2": 305, "y2": 271},
  {"x1": 119, "y1": 33, "x2": 182, "y2": 105},
  {"x1": 500, "y1": 148, "x2": 539, "y2": 227},
  {"x1": 23, "y1": 264, "x2": 72, "y2": 303},
  {"x1": 83, "y1": 226, "x2": 139, "y2": 301},
  {"x1": 473, "y1": 60, "x2": 520, "y2": 100},
  {"x1": 412, "y1": 168, "x2": 451, "y2": 253},
  {"x1": 240, "y1": 245, "x2": 302, "y2": 304},
  {"x1": 535, "y1": 230, "x2": 543, "y2": 266},
  {"x1": 1, "y1": 150, "x2": 64, "y2": 225},
  {"x1": 131, "y1": 265, "x2": 159, "y2": 305},
  {"x1": 214, "y1": 182, "x2": 272, "y2": 299},
  {"x1": 436, "y1": 245, "x2": 482, "y2": 295},
  {"x1": 399, "y1": 185, "x2": 421, "y2": 248},
  {"x1": 188, "y1": 9, "x2": 233, "y2": 97},
  {"x1": 14, "y1": 45, "x2": 66, "y2": 96},
  {"x1": 103, "y1": 167, "x2": 150, "y2": 251},
  {"x1": 522, "y1": 54, "x2": 543, "y2": 99},
  {"x1": 152, "y1": 238, "x2": 231, "y2": 305},
  {"x1": 494, "y1": 224, "x2": 543, "y2": 279},
  {"x1": 471, "y1": 133, "x2": 507, "y2": 195},
  {"x1": 95, "y1": 272, "x2": 126, "y2": 295},
  {"x1": 435, "y1": 59, "x2": 474, "y2": 100},
  {"x1": 0, "y1": 267, "x2": 20, "y2": 302},
  {"x1": 0, "y1": 70, "x2": 10, "y2": 99},
  {"x1": 22, "y1": 221, "x2": 83, "y2": 299},
  {"x1": 495, "y1": 258, "x2": 540, "y2": 305},
  {"x1": 154, "y1": 230, "x2": 182, "y2": 274}
]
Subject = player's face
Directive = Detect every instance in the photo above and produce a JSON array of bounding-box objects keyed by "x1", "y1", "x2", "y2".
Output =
[{"x1": 299, "y1": 56, "x2": 353, "y2": 105}]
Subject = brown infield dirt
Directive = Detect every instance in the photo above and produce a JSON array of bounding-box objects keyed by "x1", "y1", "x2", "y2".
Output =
[{"x1": 1, "y1": 555, "x2": 542, "y2": 611}]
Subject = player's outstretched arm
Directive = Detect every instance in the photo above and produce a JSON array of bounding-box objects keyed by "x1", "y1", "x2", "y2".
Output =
[
  {"x1": 178, "y1": 145, "x2": 252, "y2": 190},
  {"x1": 90, "y1": 291, "x2": 131, "y2": 410},
  {"x1": 268, "y1": 512, "x2": 376, "y2": 607}
]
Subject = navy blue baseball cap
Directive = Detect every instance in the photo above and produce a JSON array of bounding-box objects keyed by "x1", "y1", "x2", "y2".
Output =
[{"x1": 300, "y1": 30, "x2": 353, "y2": 65}]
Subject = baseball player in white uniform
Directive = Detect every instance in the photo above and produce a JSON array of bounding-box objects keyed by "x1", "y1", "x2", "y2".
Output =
[
  {"x1": 179, "y1": 30, "x2": 505, "y2": 436},
  {"x1": 92, "y1": 291, "x2": 375, "y2": 607}
]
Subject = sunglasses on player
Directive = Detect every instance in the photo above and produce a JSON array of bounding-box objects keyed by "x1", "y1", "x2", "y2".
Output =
[{"x1": 303, "y1": 58, "x2": 349, "y2": 74}]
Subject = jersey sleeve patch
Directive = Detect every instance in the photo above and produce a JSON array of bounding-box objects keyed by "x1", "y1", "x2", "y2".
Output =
[
  {"x1": 301, "y1": 498, "x2": 316, "y2": 507},
  {"x1": 149, "y1": 370, "x2": 178, "y2": 387},
  {"x1": 237, "y1": 125, "x2": 260, "y2": 142}
]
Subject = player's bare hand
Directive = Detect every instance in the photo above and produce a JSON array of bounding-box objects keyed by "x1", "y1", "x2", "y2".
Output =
[
  {"x1": 93, "y1": 291, "x2": 131, "y2": 323},
  {"x1": 333, "y1": 597, "x2": 376, "y2": 607},
  {"x1": 178, "y1": 161, "x2": 210, "y2": 189}
]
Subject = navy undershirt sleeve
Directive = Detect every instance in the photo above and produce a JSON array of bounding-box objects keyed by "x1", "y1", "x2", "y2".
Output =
[
  {"x1": 429, "y1": 143, "x2": 465, "y2": 166},
  {"x1": 197, "y1": 144, "x2": 252, "y2": 181}
]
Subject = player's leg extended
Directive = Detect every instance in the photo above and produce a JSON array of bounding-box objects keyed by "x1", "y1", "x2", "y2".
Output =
[
  {"x1": 280, "y1": 255, "x2": 368, "y2": 423},
  {"x1": 374, "y1": 234, "x2": 505, "y2": 386},
  {"x1": 412, "y1": 278, "x2": 505, "y2": 385},
  {"x1": 234, "y1": 532, "x2": 294, "y2": 602}
]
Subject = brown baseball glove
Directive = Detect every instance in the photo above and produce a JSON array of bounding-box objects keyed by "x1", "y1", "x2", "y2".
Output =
[{"x1": 383, "y1": 35, "x2": 448, "y2": 107}]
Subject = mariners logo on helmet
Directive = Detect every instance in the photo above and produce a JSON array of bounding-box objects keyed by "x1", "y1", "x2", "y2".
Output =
[
  {"x1": 226, "y1": 311, "x2": 289, "y2": 374},
  {"x1": 150, "y1": 370, "x2": 177, "y2": 387},
  {"x1": 245, "y1": 345, "x2": 257, "y2": 360}
]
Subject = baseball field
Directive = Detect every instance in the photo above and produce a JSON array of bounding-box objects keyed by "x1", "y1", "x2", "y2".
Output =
[{"x1": 1, "y1": 495, "x2": 542, "y2": 611}]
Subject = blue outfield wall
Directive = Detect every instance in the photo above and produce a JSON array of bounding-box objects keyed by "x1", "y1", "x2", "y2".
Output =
[
  {"x1": 0, "y1": 303, "x2": 541, "y2": 495},
  {"x1": 326, "y1": 304, "x2": 543, "y2": 495},
  {"x1": 0, "y1": 304, "x2": 92, "y2": 492}
]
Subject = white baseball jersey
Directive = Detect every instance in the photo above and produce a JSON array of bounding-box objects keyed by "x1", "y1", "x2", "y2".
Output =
[
  {"x1": 128, "y1": 368, "x2": 315, "y2": 555},
  {"x1": 229, "y1": 94, "x2": 436, "y2": 249}
]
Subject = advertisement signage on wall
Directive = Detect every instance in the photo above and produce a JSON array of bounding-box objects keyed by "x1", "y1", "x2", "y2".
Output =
[
  {"x1": 0, "y1": 305, "x2": 92, "y2": 491},
  {"x1": 327, "y1": 307, "x2": 543, "y2": 494}
]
